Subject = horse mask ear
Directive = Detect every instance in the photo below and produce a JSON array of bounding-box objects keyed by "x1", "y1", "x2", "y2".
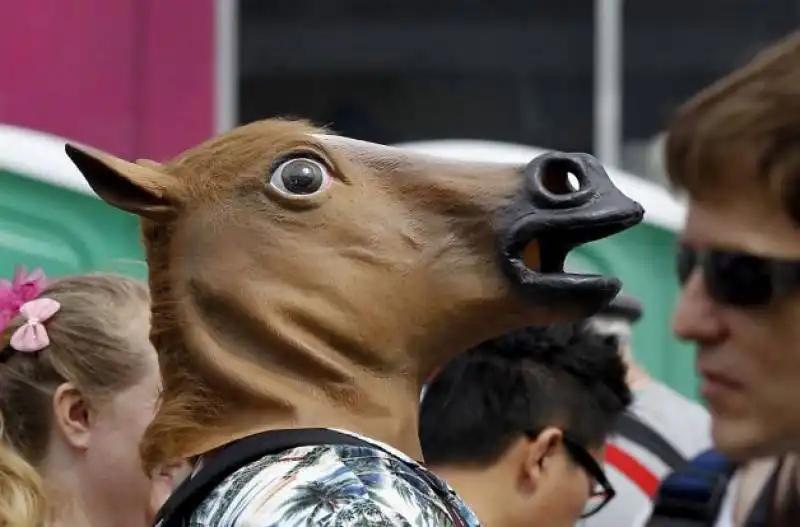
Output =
[{"x1": 65, "y1": 144, "x2": 180, "y2": 222}]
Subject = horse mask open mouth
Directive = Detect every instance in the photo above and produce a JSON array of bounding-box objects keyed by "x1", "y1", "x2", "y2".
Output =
[{"x1": 495, "y1": 151, "x2": 644, "y2": 308}]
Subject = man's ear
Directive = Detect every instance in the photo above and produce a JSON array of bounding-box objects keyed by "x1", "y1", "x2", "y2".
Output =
[
  {"x1": 65, "y1": 144, "x2": 180, "y2": 222},
  {"x1": 524, "y1": 427, "x2": 564, "y2": 482}
]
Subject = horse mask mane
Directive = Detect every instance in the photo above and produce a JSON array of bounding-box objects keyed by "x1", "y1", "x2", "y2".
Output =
[{"x1": 65, "y1": 118, "x2": 643, "y2": 470}]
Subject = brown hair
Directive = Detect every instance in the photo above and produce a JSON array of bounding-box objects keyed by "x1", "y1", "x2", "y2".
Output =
[
  {"x1": 665, "y1": 31, "x2": 800, "y2": 223},
  {"x1": 0, "y1": 274, "x2": 151, "y2": 527}
]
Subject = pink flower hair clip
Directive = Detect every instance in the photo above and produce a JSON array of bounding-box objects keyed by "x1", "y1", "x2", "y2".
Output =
[
  {"x1": 0, "y1": 266, "x2": 48, "y2": 334},
  {"x1": 9, "y1": 298, "x2": 61, "y2": 352}
]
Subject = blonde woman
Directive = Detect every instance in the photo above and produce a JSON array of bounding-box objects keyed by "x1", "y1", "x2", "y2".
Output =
[{"x1": 0, "y1": 269, "x2": 159, "y2": 527}]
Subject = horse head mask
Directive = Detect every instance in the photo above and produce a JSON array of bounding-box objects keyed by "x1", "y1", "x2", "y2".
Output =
[{"x1": 65, "y1": 119, "x2": 643, "y2": 469}]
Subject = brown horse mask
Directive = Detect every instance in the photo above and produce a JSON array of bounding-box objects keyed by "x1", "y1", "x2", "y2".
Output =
[{"x1": 65, "y1": 119, "x2": 643, "y2": 470}]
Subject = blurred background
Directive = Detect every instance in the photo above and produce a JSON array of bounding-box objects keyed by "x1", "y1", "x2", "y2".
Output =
[{"x1": 2, "y1": 0, "x2": 798, "y2": 400}]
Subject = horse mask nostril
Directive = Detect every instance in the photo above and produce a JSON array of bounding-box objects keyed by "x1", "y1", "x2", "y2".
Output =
[
  {"x1": 526, "y1": 154, "x2": 594, "y2": 209},
  {"x1": 539, "y1": 159, "x2": 584, "y2": 195}
]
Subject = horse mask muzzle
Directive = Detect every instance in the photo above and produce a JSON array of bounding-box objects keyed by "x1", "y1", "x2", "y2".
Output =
[{"x1": 496, "y1": 151, "x2": 644, "y2": 310}]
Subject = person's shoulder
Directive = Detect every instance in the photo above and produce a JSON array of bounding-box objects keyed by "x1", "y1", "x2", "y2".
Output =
[
  {"x1": 315, "y1": 494, "x2": 457, "y2": 526},
  {"x1": 190, "y1": 443, "x2": 469, "y2": 526},
  {"x1": 637, "y1": 380, "x2": 707, "y2": 411},
  {"x1": 623, "y1": 382, "x2": 712, "y2": 459},
  {"x1": 633, "y1": 382, "x2": 711, "y2": 430}
]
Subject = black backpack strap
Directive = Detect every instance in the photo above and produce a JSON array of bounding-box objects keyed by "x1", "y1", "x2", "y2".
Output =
[
  {"x1": 616, "y1": 412, "x2": 687, "y2": 471},
  {"x1": 647, "y1": 449, "x2": 737, "y2": 527},
  {"x1": 155, "y1": 428, "x2": 374, "y2": 527}
]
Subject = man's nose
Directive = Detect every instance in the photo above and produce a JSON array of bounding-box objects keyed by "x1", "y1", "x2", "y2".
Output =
[{"x1": 672, "y1": 270, "x2": 726, "y2": 344}]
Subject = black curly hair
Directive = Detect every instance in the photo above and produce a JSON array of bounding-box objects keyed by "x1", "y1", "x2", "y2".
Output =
[{"x1": 419, "y1": 322, "x2": 632, "y2": 466}]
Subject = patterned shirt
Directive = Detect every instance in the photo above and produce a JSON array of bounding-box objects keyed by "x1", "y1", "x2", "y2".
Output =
[{"x1": 179, "y1": 429, "x2": 481, "y2": 526}]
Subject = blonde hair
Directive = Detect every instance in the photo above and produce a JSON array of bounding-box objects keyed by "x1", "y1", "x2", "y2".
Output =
[{"x1": 0, "y1": 274, "x2": 150, "y2": 527}]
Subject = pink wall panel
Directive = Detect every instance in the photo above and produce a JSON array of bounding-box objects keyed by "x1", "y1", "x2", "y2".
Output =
[
  {"x1": 138, "y1": 0, "x2": 214, "y2": 160},
  {"x1": 0, "y1": 0, "x2": 213, "y2": 161}
]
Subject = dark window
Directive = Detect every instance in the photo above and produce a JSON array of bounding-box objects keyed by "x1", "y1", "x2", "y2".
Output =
[
  {"x1": 238, "y1": 0, "x2": 594, "y2": 151},
  {"x1": 622, "y1": 0, "x2": 800, "y2": 142}
]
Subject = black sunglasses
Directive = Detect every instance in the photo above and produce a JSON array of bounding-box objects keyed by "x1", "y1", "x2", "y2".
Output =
[
  {"x1": 525, "y1": 430, "x2": 616, "y2": 518},
  {"x1": 676, "y1": 243, "x2": 800, "y2": 308}
]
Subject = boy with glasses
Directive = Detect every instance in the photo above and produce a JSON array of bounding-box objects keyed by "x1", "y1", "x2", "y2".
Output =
[
  {"x1": 419, "y1": 323, "x2": 632, "y2": 527},
  {"x1": 647, "y1": 31, "x2": 800, "y2": 526}
]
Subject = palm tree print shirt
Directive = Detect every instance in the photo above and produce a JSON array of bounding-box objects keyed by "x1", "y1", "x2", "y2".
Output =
[{"x1": 186, "y1": 429, "x2": 481, "y2": 526}]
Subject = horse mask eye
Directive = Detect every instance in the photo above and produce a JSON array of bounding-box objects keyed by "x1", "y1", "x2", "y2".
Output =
[{"x1": 269, "y1": 156, "x2": 331, "y2": 196}]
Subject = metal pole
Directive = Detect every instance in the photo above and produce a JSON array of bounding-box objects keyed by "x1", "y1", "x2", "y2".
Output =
[
  {"x1": 593, "y1": 0, "x2": 623, "y2": 168},
  {"x1": 214, "y1": 0, "x2": 239, "y2": 133}
]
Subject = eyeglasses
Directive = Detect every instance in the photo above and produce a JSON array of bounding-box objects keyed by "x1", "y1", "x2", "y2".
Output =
[
  {"x1": 676, "y1": 243, "x2": 800, "y2": 308},
  {"x1": 525, "y1": 430, "x2": 616, "y2": 518}
]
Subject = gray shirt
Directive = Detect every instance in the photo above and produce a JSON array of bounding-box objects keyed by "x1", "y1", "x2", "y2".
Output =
[{"x1": 578, "y1": 381, "x2": 713, "y2": 527}]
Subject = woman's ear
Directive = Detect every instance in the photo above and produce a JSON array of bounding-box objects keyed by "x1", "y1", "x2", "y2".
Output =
[
  {"x1": 51, "y1": 382, "x2": 92, "y2": 450},
  {"x1": 65, "y1": 144, "x2": 181, "y2": 222}
]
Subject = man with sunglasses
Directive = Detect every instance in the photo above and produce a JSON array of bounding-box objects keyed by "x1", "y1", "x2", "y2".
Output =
[
  {"x1": 419, "y1": 323, "x2": 631, "y2": 526},
  {"x1": 646, "y1": 31, "x2": 800, "y2": 526}
]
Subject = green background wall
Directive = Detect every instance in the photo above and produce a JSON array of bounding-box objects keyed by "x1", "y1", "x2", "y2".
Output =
[
  {"x1": 568, "y1": 223, "x2": 698, "y2": 400},
  {"x1": 1, "y1": 170, "x2": 697, "y2": 401},
  {"x1": 0, "y1": 170, "x2": 146, "y2": 280}
]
